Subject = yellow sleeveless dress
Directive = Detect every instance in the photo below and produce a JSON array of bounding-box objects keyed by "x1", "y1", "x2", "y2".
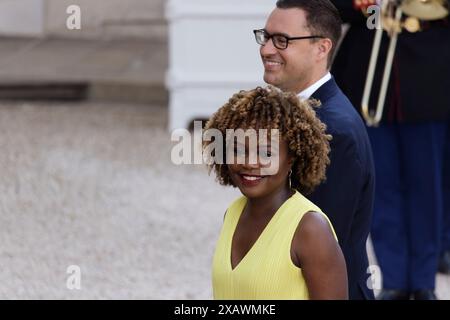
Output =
[{"x1": 212, "y1": 190, "x2": 337, "y2": 300}]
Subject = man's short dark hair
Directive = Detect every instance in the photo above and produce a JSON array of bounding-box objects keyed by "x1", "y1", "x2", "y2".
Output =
[{"x1": 276, "y1": 0, "x2": 342, "y2": 68}]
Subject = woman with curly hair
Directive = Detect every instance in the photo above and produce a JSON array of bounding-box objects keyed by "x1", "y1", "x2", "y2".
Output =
[{"x1": 204, "y1": 86, "x2": 348, "y2": 299}]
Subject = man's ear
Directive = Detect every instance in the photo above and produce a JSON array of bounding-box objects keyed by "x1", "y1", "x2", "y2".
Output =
[{"x1": 317, "y1": 38, "x2": 333, "y2": 61}]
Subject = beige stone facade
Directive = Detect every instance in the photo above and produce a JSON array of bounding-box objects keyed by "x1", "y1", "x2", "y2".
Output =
[{"x1": 0, "y1": 0, "x2": 166, "y2": 40}]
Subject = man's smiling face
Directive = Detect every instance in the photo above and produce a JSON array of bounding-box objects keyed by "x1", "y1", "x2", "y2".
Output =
[{"x1": 260, "y1": 8, "x2": 319, "y2": 94}]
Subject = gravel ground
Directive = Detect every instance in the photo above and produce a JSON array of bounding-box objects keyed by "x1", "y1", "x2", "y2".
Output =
[{"x1": 0, "y1": 101, "x2": 449, "y2": 299}]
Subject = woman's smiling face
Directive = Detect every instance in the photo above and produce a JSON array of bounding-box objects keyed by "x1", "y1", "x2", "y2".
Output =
[{"x1": 227, "y1": 131, "x2": 293, "y2": 199}]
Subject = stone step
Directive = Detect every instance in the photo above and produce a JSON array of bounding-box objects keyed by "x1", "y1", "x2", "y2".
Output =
[
  {"x1": 0, "y1": 36, "x2": 168, "y2": 105},
  {"x1": 0, "y1": 81, "x2": 168, "y2": 105},
  {"x1": 89, "y1": 82, "x2": 167, "y2": 105},
  {"x1": 0, "y1": 82, "x2": 88, "y2": 100}
]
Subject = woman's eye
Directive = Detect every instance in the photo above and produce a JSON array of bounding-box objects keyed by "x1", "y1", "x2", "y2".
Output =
[
  {"x1": 259, "y1": 148, "x2": 272, "y2": 156},
  {"x1": 259, "y1": 151, "x2": 272, "y2": 159}
]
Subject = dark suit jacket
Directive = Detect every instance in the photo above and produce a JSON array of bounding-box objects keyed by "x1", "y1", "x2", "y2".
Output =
[
  {"x1": 307, "y1": 78, "x2": 375, "y2": 300},
  {"x1": 331, "y1": 0, "x2": 450, "y2": 123}
]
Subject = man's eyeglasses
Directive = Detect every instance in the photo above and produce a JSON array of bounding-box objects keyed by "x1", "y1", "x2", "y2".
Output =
[{"x1": 253, "y1": 29, "x2": 325, "y2": 50}]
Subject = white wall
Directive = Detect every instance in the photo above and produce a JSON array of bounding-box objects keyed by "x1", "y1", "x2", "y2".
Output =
[
  {"x1": 166, "y1": 0, "x2": 275, "y2": 130},
  {"x1": 0, "y1": 0, "x2": 44, "y2": 37}
]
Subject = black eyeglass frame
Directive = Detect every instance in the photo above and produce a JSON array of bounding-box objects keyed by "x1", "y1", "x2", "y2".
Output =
[{"x1": 253, "y1": 29, "x2": 325, "y2": 50}]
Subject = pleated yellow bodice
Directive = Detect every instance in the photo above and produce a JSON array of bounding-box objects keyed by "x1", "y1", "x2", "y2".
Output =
[{"x1": 212, "y1": 190, "x2": 336, "y2": 300}]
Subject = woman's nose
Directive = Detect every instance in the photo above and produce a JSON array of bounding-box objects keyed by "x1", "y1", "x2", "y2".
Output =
[{"x1": 243, "y1": 153, "x2": 261, "y2": 168}]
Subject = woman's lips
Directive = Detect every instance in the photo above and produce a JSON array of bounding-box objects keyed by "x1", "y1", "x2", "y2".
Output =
[{"x1": 239, "y1": 174, "x2": 266, "y2": 187}]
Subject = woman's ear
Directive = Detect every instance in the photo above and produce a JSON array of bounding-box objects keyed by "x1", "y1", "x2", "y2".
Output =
[
  {"x1": 287, "y1": 158, "x2": 295, "y2": 176},
  {"x1": 287, "y1": 155, "x2": 295, "y2": 167}
]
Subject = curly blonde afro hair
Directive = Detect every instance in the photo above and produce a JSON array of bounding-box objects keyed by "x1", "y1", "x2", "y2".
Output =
[{"x1": 203, "y1": 86, "x2": 331, "y2": 194}]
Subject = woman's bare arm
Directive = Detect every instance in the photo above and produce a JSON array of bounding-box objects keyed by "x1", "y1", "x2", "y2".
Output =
[{"x1": 295, "y1": 211, "x2": 348, "y2": 300}]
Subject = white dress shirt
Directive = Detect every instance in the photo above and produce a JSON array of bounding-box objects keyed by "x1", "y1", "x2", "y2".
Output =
[{"x1": 297, "y1": 72, "x2": 332, "y2": 99}]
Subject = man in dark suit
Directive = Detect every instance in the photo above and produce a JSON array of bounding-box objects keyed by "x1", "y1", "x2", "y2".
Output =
[
  {"x1": 439, "y1": 122, "x2": 450, "y2": 274},
  {"x1": 254, "y1": 0, "x2": 375, "y2": 299},
  {"x1": 331, "y1": 0, "x2": 450, "y2": 299}
]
